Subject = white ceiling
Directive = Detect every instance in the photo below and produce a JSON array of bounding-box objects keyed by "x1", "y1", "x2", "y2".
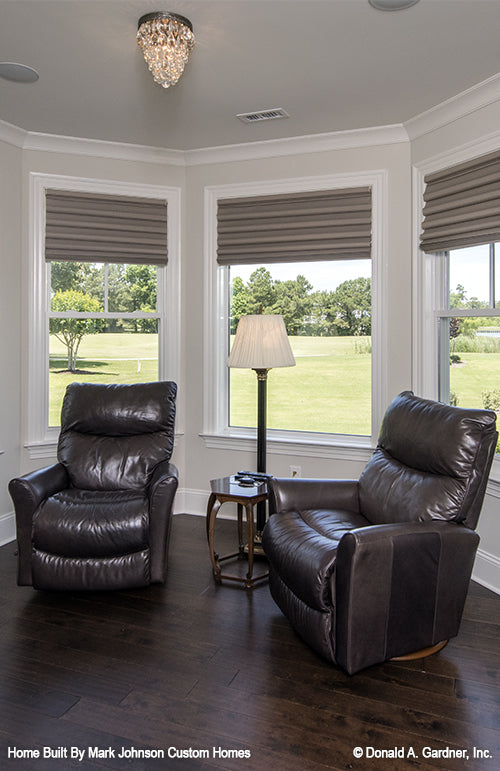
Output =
[{"x1": 1, "y1": 0, "x2": 500, "y2": 151}]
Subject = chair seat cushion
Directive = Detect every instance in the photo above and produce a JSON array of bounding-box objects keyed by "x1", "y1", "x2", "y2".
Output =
[
  {"x1": 32, "y1": 489, "x2": 149, "y2": 558},
  {"x1": 262, "y1": 508, "x2": 370, "y2": 612}
]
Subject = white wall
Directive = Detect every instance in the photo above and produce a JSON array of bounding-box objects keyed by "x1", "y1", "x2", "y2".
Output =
[{"x1": 0, "y1": 137, "x2": 22, "y2": 544}]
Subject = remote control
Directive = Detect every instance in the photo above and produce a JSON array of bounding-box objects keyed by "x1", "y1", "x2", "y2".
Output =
[{"x1": 237, "y1": 471, "x2": 272, "y2": 481}]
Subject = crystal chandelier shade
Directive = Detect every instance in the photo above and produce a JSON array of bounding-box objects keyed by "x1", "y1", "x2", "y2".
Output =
[{"x1": 137, "y1": 12, "x2": 195, "y2": 88}]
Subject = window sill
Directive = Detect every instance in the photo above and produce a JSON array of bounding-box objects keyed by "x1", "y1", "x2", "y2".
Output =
[
  {"x1": 201, "y1": 431, "x2": 500, "y2": 493},
  {"x1": 200, "y1": 429, "x2": 373, "y2": 462},
  {"x1": 25, "y1": 441, "x2": 58, "y2": 460}
]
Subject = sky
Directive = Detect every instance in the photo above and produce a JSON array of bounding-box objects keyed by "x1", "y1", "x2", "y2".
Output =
[
  {"x1": 232, "y1": 259, "x2": 371, "y2": 293},
  {"x1": 232, "y1": 244, "x2": 499, "y2": 303},
  {"x1": 449, "y1": 244, "x2": 497, "y2": 304}
]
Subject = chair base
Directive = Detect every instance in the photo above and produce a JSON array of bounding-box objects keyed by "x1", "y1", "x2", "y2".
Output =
[{"x1": 390, "y1": 640, "x2": 448, "y2": 661}]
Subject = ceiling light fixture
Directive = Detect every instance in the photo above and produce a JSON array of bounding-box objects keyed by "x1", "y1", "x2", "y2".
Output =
[
  {"x1": 369, "y1": 0, "x2": 420, "y2": 9},
  {"x1": 137, "y1": 11, "x2": 194, "y2": 88}
]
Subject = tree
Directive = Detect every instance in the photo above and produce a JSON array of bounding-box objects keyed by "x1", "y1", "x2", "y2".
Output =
[
  {"x1": 272, "y1": 275, "x2": 313, "y2": 335},
  {"x1": 246, "y1": 267, "x2": 276, "y2": 313},
  {"x1": 122, "y1": 265, "x2": 157, "y2": 309},
  {"x1": 50, "y1": 261, "x2": 86, "y2": 294},
  {"x1": 306, "y1": 290, "x2": 335, "y2": 336},
  {"x1": 50, "y1": 290, "x2": 104, "y2": 371},
  {"x1": 449, "y1": 317, "x2": 462, "y2": 340},
  {"x1": 121, "y1": 264, "x2": 158, "y2": 332},
  {"x1": 230, "y1": 276, "x2": 250, "y2": 333},
  {"x1": 449, "y1": 283, "x2": 488, "y2": 341},
  {"x1": 329, "y1": 277, "x2": 371, "y2": 336}
]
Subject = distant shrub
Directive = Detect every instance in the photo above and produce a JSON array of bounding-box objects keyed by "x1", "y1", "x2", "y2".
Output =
[
  {"x1": 450, "y1": 354, "x2": 461, "y2": 365},
  {"x1": 353, "y1": 339, "x2": 371, "y2": 354},
  {"x1": 482, "y1": 389, "x2": 500, "y2": 412},
  {"x1": 449, "y1": 391, "x2": 459, "y2": 406},
  {"x1": 452, "y1": 335, "x2": 500, "y2": 353}
]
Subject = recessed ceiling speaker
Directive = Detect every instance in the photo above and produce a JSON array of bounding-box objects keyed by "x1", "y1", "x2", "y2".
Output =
[
  {"x1": 0, "y1": 62, "x2": 39, "y2": 83},
  {"x1": 369, "y1": 0, "x2": 420, "y2": 10}
]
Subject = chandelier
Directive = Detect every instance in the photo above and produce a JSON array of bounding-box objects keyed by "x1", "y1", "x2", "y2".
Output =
[{"x1": 137, "y1": 12, "x2": 195, "y2": 88}]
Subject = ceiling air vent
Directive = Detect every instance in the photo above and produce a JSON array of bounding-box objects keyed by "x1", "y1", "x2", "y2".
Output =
[{"x1": 237, "y1": 108, "x2": 290, "y2": 124}]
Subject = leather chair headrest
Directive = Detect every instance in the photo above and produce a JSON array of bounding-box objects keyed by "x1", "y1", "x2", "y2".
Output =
[
  {"x1": 379, "y1": 391, "x2": 497, "y2": 478},
  {"x1": 60, "y1": 381, "x2": 177, "y2": 436}
]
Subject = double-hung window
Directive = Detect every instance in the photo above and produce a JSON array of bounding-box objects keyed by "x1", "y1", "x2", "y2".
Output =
[
  {"x1": 420, "y1": 150, "x2": 500, "y2": 456},
  {"x1": 28, "y1": 175, "x2": 180, "y2": 454},
  {"x1": 204, "y1": 173, "x2": 387, "y2": 454}
]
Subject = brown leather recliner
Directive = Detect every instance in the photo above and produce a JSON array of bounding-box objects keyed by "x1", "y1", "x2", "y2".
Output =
[
  {"x1": 9, "y1": 381, "x2": 178, "y2": 591},
  {"x1": 262, "y1": 391, "x2": 498, "y2": 674}
]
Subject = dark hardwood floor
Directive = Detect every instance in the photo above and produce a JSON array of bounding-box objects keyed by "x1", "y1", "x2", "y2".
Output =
[{"x1": 0, "y1": 513, "x2": 498, "y2": 771}]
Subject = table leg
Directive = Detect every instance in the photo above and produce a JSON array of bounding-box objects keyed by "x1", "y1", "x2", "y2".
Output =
[
  {"x1": 237, "y1": 502, "x2": 244, "y2": 554},
  {"x1": 245, "y1": 502, "x2": 255, "y2": 587},
  {"x1": 206, "y1": 493, "x2": 216, "y2": 542},
  {"x1": 206, "y1": 494, "x2": 222, "y2": 580}
]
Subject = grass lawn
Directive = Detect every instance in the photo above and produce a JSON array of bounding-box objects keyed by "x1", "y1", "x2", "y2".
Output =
[
  {"x1": 49, "y1": 333, "x2": 500, "y2": 444},
  {"x1": 49, "y1": 333, "x2": 158, "y2": 425},
  {"x1": 450, "y1": 353, "x2": 500, "y2": 408},
  {"x1": 230, "y1": 336, "x2": 372, "y2": 436}
]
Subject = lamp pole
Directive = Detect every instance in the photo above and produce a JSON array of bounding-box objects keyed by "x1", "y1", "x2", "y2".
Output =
[{"x1": 254, "y1": 368, "x2": 268, "y2": 532}]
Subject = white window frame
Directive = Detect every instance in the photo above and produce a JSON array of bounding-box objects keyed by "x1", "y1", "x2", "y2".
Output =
[
  {"x1": 413, "y1": 141, "x2": 500, "y2": 483},
  {"x1": 27, "y1": 172, "x2": 181, "y2": 458},
  {"x1": 202, "y1": 171, "x2": 388, "y2": 462}
]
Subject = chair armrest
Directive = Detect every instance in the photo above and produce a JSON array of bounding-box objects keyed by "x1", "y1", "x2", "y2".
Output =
[
  {"x1": 9, "y1": 463, "x2": 69, "y2": 586},
  {"x1": 148, "y1": 460, "x2": 178, "y2": 498},
  {"x1": 9, "y1": 463, "x2": 69, "y2": 513},
  {"x1": 268, "y1": 477, "x2": 360, "y2": 516},
  {"x1": 148, "y1": 461, "x2": 179, "y2": 583},
  {"x1": 335, "y1": 520, "x2": 480, "y2": 674}
]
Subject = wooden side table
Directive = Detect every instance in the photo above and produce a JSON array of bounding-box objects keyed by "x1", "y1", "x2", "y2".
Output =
[{"x1": 206, "y1": 476, "x2": 269, "y2": 589}]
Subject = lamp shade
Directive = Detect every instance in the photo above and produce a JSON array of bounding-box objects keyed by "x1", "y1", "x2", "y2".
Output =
[{"x1": 227, "y1": 315, "x2": 296, "y2": 370}]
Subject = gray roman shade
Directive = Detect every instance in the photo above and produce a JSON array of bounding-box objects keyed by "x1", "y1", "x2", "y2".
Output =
[
  {"x1": 420, "y1": 149, "x2": 500, "y2": 253},
  {"x1": 45, "y1": 190, "x2": 168, "y2": 265},
  {"x1": 217, "y1": 187, "x2": 372, "y2": 265}
]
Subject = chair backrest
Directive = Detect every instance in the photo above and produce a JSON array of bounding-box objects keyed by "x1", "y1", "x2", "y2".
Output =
[
  {"x1": 359, "y1": 391, "x2": 497, "y2": 529},
  {"x1": 57, "y1": 381, "x2": 177, "y2": 490}
]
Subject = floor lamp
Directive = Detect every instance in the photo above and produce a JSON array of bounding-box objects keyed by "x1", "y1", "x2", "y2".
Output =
[{"x1": 227, "y1": 314, "x2": 296, "y2": 532}]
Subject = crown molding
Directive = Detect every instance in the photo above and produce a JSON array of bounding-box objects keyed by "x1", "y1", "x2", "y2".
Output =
[
  {"x1": 0, "y1": 117, "x2": 408, "y2": 166},
  {"x1": 184, "y1": 124, "x2": 409, "y2": 166},
  {"x1": 412, "y1": 128, "x2": 500, "y2": 177},
  {"x1": 22, "y1": 130, "x2": 185, "y2": 166},
  {"x1": 0, "y1": 118, "x2": 27, "y2": 149},
  {"x1": 405, "y1": 72, "x2": 500, "y2": 141}
]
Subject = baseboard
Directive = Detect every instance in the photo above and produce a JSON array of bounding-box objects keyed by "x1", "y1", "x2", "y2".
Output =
[
  {"x1": 174, "y1": 487, "x2": 206, "y2": 517},
  {"x1": 472, "y1": 547, "x2": 500, "y2": 595},
  {"x1": 0, "y1": 511, "x2": 16, "y2": 546},
  {"x1": 174, "y1": 487, "x2": 239, "y2": 520}
]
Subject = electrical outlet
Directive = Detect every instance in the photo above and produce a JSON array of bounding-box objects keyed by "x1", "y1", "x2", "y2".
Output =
[{"x1": 289, "y1": 465, "x2": 301, "y2": 478}]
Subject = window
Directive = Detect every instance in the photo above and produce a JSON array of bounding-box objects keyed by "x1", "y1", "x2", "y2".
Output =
[
  {"x1": 228, "y1": 260, "x2": 372, "y2": 436},
  {"x1": 436, "y1": 244, "x2": 500, "y2": 442},
  {"x1": 28, "y1": 175, "x2": 181, "y2": 453},
  {"x1": 48, "y1": 261, "x2": 160, "y2": 426},
  {"x1": 203, "y1": 173, "x2": 387, "y2": 455},
  {"x1": 419, "y1": 148, "x2": 500, "y2": 459}
]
